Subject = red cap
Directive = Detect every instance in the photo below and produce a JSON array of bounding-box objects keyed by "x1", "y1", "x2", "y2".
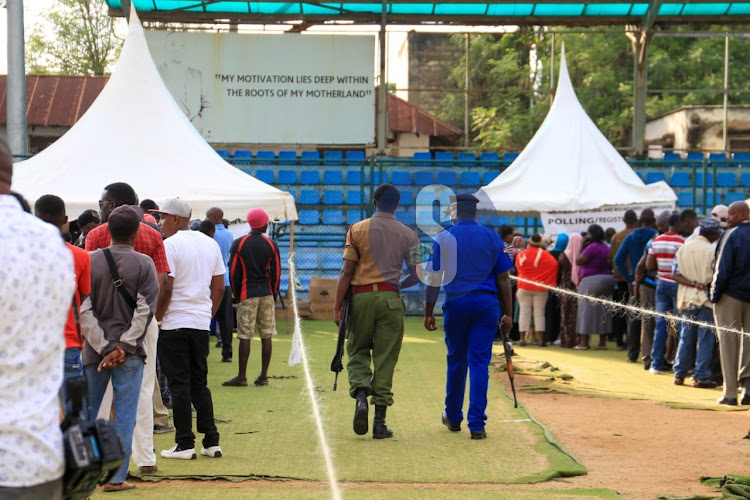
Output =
[{"x1": 247, "y1": 208, "x2": 269, "y2": 229}]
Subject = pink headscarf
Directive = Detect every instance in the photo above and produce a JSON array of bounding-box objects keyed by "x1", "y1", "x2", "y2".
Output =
[{"x1": 564, "y1": 232, "x2": 583, "y2": 286}]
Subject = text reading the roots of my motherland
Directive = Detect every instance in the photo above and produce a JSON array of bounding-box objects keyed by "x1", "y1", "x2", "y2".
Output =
[{"x1": 214, "y1": 74, "x2": 373, "y2": 99}]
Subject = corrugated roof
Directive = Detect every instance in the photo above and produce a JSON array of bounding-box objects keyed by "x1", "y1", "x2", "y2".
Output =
[
  {"x1": 388, "y1": 93, "x2": 464, "y2": 137},
  {"x1": 0, "y1": 75, "x2": 108, "y2": 127},
  {"x1": 0, "y1": 74, "x2": 462, "y2": 138}
]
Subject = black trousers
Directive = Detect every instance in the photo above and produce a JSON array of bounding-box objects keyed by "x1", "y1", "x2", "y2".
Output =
[
  {"x1": 612, "y1": 281, "x2": 629, "y2": 347},
  {"x1": 158, "y1": 329, "x2": 219, "y2": 450},
  {"x1": 214, "y1": 286, "x2": 235, "y2": 359},
  {"x1": 544, "y1": 292, "x2": 561, "y2": 343}
]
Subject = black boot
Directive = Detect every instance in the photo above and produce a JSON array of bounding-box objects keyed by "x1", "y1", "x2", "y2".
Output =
[
  {"x1": 353, "y1": 389, "x2": 368, "y2": 435},
  {"x1": 372, "y1": 405, "x2": 393, "y2": 439}
]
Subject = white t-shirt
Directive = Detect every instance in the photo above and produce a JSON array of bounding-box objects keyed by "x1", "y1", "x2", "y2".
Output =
[
  {"x1": 162, "y1": 230, "x2": 225, "y2": 331},
  {"x1": 0, "y1": 196, "x2": 74, "y2": 487}
]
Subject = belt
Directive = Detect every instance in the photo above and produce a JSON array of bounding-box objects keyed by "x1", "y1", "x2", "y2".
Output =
[{"x1": 352, "y1": 283, "x2": 399, "y2": 295}]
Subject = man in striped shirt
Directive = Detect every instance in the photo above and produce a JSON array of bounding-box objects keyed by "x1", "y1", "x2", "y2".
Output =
[
  {"x1": 646, "y1": 210, "x2": 698, "y2": 374},
  {"x1": 223, "y1": 208, "x2": 280, "y2": 388}
]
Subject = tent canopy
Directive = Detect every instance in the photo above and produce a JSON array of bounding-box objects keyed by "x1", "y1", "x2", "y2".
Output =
[
  {"x1": 477, "y1": 46, "x2": 676, "y2": 214},
  {"x1": 12, "y1": 9, "x2": 297, "y2": 222}
]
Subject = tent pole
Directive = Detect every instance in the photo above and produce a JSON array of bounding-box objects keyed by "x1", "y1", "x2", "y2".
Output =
[{"x1": 286, "y1": 221, "x2": 295, "y2": 336}]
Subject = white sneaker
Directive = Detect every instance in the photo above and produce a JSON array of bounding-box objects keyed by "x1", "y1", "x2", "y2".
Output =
[
  {"x1": 201, "y1": 445, "x2": 223, "y2": 458},
  {"x1": 161, "y1": 445, "x2": 196, "y2": 460}
]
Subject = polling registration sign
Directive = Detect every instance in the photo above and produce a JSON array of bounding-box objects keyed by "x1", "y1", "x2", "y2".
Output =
[{"x1": 145, "y1": 31, "x2": 376, "y2": 144}]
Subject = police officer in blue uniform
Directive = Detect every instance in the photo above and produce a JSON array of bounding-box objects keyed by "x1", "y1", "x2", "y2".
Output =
[{"x1": 424, "y1": 194, "x2": 514, "y2": 439}]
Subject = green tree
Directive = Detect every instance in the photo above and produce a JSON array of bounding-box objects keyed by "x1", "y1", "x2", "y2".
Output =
[{"x1": 26, "y1": 0, "x2": 123, "y2": 76}]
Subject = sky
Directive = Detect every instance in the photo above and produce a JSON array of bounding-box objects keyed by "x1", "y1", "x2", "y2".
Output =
[{"x1": 0, "y1": 0, "x2": 56, "y2": 73}]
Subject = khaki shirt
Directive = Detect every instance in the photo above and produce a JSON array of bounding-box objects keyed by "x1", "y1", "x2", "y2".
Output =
[
  {"x1": 343, "y1": 212, "x2": 422, "y2": 286},
  {"x1": 609, "y1": 226, "x2": 634, "y2": 281}
]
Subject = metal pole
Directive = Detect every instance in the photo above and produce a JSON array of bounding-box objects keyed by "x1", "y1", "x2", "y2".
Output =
[
  {"x1": 723, "y1": 33, "x2": 729, "y2": 152},
  {"x1": 550, "y1": 32, "x2": 555, "y2": 106},
  {"x1": 7, "y1": 0, "x2": 27, "y2": 156},
  {"x1": 376, "y1": 0, "x2": 387, "y2": 154},
  {"x1": 464, "y1": 33, "x2": 470, "y2": 147}
]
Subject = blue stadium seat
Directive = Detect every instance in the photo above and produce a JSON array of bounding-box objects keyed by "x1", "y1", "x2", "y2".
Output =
[
  {"x1": 301, "y1": 151, "x2": 321, "y2": 166},
  {"x1": 479, "y1": 152, "x2": 501, "y2": 166},
  {"x1": 216, "y1": 149, "x2": 231, "y2": 160},
  {"x1": 297, "y1": 274, "x2": 312, "y2": 291},
  {"x1": 742, "y1": 173, "x2": 750, "y2": 187},
  {"x1": 677, "y1": 192, "x2": 693, "y2": 207},
  {"x1": 417, "y1": 210, "x2": 439, "y2": 226},
  {"x1": 297, "y1": 254, "x2": 319, "y2": 270},
  {"x1": 278, "y1": 170, "x2": 297, "y2": 184},
  {"x1": 483, "y1": 171, "x2": 499, "y2": 184},
  {"x1": 498, "y1": 216, "x2": 512, "y2": 225},
  {"x1": 434, "y1": 152, "x2": 454, "y2": 165},
  {"x1": 233, "y1": 150, "x2": 253, "y2": 164},
  {"x1": 436, "y1": 171, "x2": 457, "y2": 186},
  {"x1": 255, "y1": 169, "x2": 274, "y2": 184},
  {"x1": 237, "y1": 166, "x2": 252, "y2": 175},
  {"x1": 346, "y1": 170, "x2": 362, "y2": 185},
  {"x1": 457, "y1": 152, "x2": 476, "y2": 166},
  {"x1": 477, "y1": 213, "x2": 490, "y2": 225},
  {"x1": 725, "y1": 191, "x2": 746, "y2": 204},
  {"x1": 323, "y1": 190, "x2": 344, "y2": 205},
  {"x1": 347, "y1": 209, "x2": 363, "y2": 224},
  {"x1": 323, "y1": 151, "x2": 343, "y2": 165},
  {"x1": 322, "y1": 254, "x2": 342, "y2": 270},
  {"x1": 285, "y1": 190, "x2": 296, "y2": 202},
  {"x1": 278, "y1": 150, "x2": 297, "y2": 165},
  {"x1": 717, "y1": 172, "x2": 738, "y2": 187},
  {"x1": 413, "y1": 152, "x2": 432, "y2": 166},
  {"x1": 709, "y1": 152, "x2": 728, "y2": 162},
  {"x1": 345, "y1": 150, "x2": 366, "y2": 165},
  {"x1": 460, "y1": 172, "x2": 481, "y2": 187},
  {"x1": 695, "y1": 172, "x2": 714, "y2": 187},
  {"x1": 255, "y1": 150, "x2": 275, "y2": 165},
  {"x1": 502, "y1": 152, "x2": 519, "y2": 165},
  {"x1": 399, "y1": 190, "x2": 414, "y2": 206},
  {"x1": 299, "y1": 210, "x2": 319, "y2": 225},
  {"x1": 669, "y1": 172, "x2": 690, "y2": 187},
  {"x1": 686, "y1": 152, "x2": 704, "y2": 163},
  {"x1": 279, "y1": 275, "x2": 289, "y2": 293},
  {"x1": 646, "y1": 172, "x2": 666, "y2": 184},
  {"x1": 323, "y1": 170, "x2": 343, "y2": 185},
  {"x1": 662, "y1": 152, "x2": 682, "y2": 163},
  {"x1": 346, "y1": 190, "x2": 362, "y2": 205},
  {"x1": 414, "y1": 171, "x2": 434, "y2": 186},
  {"x1": 322, "y1": 242, "x2": 344, "y2": 249},
  {"x1": 733, "y1": 152, "x2": 750, "y2": 167},
  {"x1": 300, "y1": 171, "x2": 320, "y2": 185},
  {"x1": 703, "y1": 192, "x2": 718, "y2": 206},
  {"x1": 373, "y1": 171, "x2": 388, "y2": 184},
  {"x1": 395, "y1": 210, "x2": 413, "y2": 225},
  {"x1": 322, "y1": 209, "x2": 344, "y2": 224},
  {"x1": 490, "y1": 216, "x2": 505, "y2": 226},
  {"x1": 391, "y1": 171, "x2": 411, "y2": 185},
  {"x1": 300, "y1": 190, "x2": 320, "y2": 204}
]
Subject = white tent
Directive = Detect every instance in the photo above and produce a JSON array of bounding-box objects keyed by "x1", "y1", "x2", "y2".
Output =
[
  {"x1": 477, "y1": 47, "x2": 675, "y2": 233},
  {"x1": 12, "y1": 9, "x2": 297, "y2": 222}
]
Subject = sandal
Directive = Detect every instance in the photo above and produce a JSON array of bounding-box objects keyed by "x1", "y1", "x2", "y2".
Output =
[
  {"x1": 222, "y1": 377, "x2": 248, "y2": 387},
  {"x1": 254, "y1": 377, "x2": 268, "y2": 386},
  {"x1": 573, "y1": 345, "x2": 590, "y2": 350},
  {"x1": 102, "y1": 481, "x2": 136, "y2": 492}
]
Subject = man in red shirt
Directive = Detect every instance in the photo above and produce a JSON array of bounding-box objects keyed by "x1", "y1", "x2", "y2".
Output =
[
  {"x1": 34, "y1": 195, "x2": 91, "y2": 397},
  {"x1": 86, "y1": 182, "x2": 170, "y2": 474}
]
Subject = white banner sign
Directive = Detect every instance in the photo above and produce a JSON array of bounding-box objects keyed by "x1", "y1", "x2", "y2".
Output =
[
  {"x1": 145, "y1": 31, "x2": 375, "y2": 144},
  {"x1": 540, "y1": 202, "x2": 676, "y2": 235}
]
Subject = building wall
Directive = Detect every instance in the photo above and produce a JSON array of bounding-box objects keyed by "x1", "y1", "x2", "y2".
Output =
[
  {"x1": 407, "y1": 32, "x2": 461, "y2": 118},
  {"x1": 645, "y1": 106, "x2": 750, "y2": 153},
  {"x1": 390, "y1": 132, "x2": 429, "y2": 157}
]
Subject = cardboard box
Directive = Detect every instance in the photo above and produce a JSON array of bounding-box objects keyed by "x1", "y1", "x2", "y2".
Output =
[
  {"x1": 309, "y1": 300, "x2": 335, "y2": 320},
  {"x1": 309, "y1": 277, "x2": 337, "y2": 303},
  {"x1": 275, "y1": 300, "x2": 311, "y2": 321}
]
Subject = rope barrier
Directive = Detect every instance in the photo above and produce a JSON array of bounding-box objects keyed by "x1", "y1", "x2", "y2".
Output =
[
  {"x1": 287, "y1": 253, "x2": 342, "y2": 500},
  {"x1": 510, "y1": 275, "x2": 750, "y2": 339}
]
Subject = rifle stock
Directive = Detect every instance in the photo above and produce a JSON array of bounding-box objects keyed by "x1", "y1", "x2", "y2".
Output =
[
  {"x1": 498, "y1": 326, "x2": 518, "y2": 408},
  {"x1": 330, "y1": 288, "x2": 352, "y2": 390}
]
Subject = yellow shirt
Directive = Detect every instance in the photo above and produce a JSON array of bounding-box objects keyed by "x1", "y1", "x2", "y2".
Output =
[
  {"x1": 675, "y1": 235, "x2": 715, "y2": 311},
  {"x1": 342, "y1": 212, "x2": 422, "y2": 286}
]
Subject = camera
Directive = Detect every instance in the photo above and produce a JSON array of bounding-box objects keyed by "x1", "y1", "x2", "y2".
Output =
[{"x1": 61, "y1": 377, "x2": 126, "y2": 500}]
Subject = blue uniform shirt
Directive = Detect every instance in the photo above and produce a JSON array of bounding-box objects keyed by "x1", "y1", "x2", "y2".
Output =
[
  {"x1": 213, "y1": 223, "x2": 233, "y2": 287},
  {"x1": 431, "y1": 219, "x2": 514, "y2": 303}
]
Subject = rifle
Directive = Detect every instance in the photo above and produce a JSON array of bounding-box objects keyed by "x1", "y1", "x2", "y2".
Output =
[
  {"x1": 330, "y1": 288, "x2": 352, "y2": 391},
  {"x1": 497, "y1": 325, "x2": 518, "y2": 408}
]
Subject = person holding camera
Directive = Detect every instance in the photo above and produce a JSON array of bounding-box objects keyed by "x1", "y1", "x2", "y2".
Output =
[{"x1": 80, "y1": 205, "x2": 160, "y2": 492}]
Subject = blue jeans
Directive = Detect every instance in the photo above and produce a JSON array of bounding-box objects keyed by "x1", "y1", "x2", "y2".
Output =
[
  {"x1": 651, "y1": 280, "x2": 679, "y2": 371},
  {"x1": 674, "y1": 306, "x2": 715, "y2": 382},
  {"x1": 85, "y1": 356, "x2": 144, "y2": 484},
  {"x1": 63, "y1": 348, "x2": 87, "y2": 418},
  {"x1": 442, "y1": 293, "x2": 500, "y2": 432}
]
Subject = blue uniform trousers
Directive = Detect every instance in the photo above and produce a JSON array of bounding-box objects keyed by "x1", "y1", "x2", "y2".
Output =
[{"x1": 443, "y1": 293, "x2": 500, "y2": 432}]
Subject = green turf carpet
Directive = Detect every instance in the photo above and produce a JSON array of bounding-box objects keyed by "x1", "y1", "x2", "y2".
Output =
[{"x1": 133, "y1": 318, "x2": 585, "y2": 485}]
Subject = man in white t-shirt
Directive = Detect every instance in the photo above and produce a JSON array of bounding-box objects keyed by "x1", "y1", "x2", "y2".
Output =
[{"x1": 152, "y1": 198, "x2": 226, "y2": 460}]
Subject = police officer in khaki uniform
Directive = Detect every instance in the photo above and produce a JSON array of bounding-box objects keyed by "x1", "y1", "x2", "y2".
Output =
[{"x1": 334, "y1": 184, "x2": 421, "y2": 438}]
